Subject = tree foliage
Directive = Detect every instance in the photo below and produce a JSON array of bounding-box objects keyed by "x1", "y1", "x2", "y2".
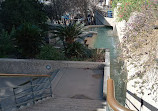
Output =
[
  {"x1": 0, "y1": 0, "x2": 47, "y2": 31},
  {"x1": 37, "y1": 44, "x2": 65, "y2": 60},
  {"x1": 44, "y1": 0, "x2": 74, "y2": 21},
  {"x1": 52, "y1": 23, "x2": 84, "y2": 45},
  {"x1": 65, "y1": 42, "x2": 91, "y2": 58},
  {"x1": 44, "y1": 0, "x2": 90, "y2": 23},
  {"x1": 113, "y1": 0, "x2": 158, "y2": 21},
  {"x1": 0, "y1": 29, "x2": 15, "y2": 57},
  {"x1": 51, "y1": 22, "x2": 91, "y2": 58},
  {"x1": 14, "y1": 23, "x2": 44, "y2": 58}
]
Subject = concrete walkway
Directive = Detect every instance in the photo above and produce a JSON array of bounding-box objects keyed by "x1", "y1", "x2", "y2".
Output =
[
  {"x1": 21, "y1": 68, "x2": 106, "y2": 111},
  {"x1": 53, "y1": 68, "x2": 103, "y2": 100}
]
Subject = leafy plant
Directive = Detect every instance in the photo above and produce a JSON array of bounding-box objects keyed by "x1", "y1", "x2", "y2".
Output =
[
  {"x1": 37, "y1": 44, "x2": 105, "y2": 62},
  {"x1": 51, "y1": 22, "x2": 84, "y2": 46},
  {"x1": 51, "y1": 23, "x2": 90, "y2": 58},
  {"x1": 37, "y1": 45, "x2": 65, "y2": 60},
  {"x1": 113, "y1": 0, "x2": 157, "y2": 21},
  {"x1": 0, "y1": 0, "x2": 47, "y2": 31},
  {"x1": 0, "y1": 29, "x2": 15, "y2": 57},
  {"x1": 65, "y1": 42, "x2": 91, "y2": 59},
  {"x1": 91, "y1": 49, "x2": 105, "y2": 62},
  {"x1": 14, "y1": 23, "x2": 44, "y2": 58}
]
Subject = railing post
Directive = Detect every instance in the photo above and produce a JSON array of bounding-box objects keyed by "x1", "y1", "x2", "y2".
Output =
[
  {"x1": 48, "y1": 77, "x2": 53, "y2": 97},
  {"x1": 0, "y1": 103, "x2": 2, "y2": 111},
  {"x1": 30, "y1": 77, "x2": 35, "y2": 104},
  {"x1": 13, "y1": 88, "x2": 18, "y2": 108}
]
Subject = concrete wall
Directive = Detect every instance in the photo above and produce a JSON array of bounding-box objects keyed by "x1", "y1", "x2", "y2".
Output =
[
  {"x1": 103, "y1": 49, "x2": 110, "y2": 99},
  {"x1": 85, "y1": 25, "x2": 106, "y2": 29},
  {"x1": 94, "y1": 10, "x2": 117, "y2": 37},
  {"x1": 0, "y1": 59, "x2": 106, "y2": 75},
  {"x1": 94, "y1": 10, "x2": 115, "y2": 27}
]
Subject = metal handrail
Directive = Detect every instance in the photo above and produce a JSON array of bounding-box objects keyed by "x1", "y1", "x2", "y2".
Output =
[
  {"x1": 0, "y1": 73, "x2": 53, "y2": 111},
  {"x1": 15, "y1": 87, "x2": 51, "y2": 102},
  {"x1": 12, "y1": 87, "x2": 50, "y2": 100},
  {"x1": 1, "y1": 94, "x2": 51, "y2": 110},
  {"x1": 0, "y1": 81, "x2": 49, "y2": 90},
  {"x1": 107, "y1": 79, "x2": 134, "y2": 111},
  {"x1": 0, "y1": 73, "x2": 50, "y2": 77},
  {"x1": 0, "y1": 82, "x2": 50, "y2": 98}
]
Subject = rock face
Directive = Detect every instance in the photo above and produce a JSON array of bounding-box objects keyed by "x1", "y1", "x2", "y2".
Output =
[{"x1": 115, "y1": 8, "x2": 158, "y2": 110}]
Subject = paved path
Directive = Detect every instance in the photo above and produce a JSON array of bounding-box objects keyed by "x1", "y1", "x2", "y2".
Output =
[{"x1": 53, "y1": 68, "x2": 103, "y2": 100}]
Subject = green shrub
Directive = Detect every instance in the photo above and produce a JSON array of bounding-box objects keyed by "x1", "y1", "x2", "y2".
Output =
[
  {"x1": 37, "y1": 44, "x2": 105, "y2": 62},
  {"x1": 51, "y1": 22, "x2": 84, "y2": 46},
  {"x1": 91, "y1": 49, "x2": 105, "y2": 62},
  {"x1": 0, "y1": 0, "x2": 47, "y2": 31},
  {"x1": 112, "y1": 0, "x2": 157, "y2": 21},
  {"x1": 65, "y1": 42, "x2": 91, "y2": 59},
  {"x1": 37, "y1": 45, "x2": 65, "y2": 60},
  {"x1": 0, "y1": 29, "x2": 15, "y2": 57},
  {"x1": 14, "y1": 23, "x2": 44, "y2": 58}
]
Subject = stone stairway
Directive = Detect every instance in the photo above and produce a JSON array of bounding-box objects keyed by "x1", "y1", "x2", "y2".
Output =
[
  {"x1": 19, "y1": 68, "x2": 107, "y2": 111},
  {"x1": 20, "y1": 97, "x2": 106, "y2": 111}
]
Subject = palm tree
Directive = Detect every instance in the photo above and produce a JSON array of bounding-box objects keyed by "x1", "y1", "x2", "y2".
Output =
[
  {"x1": 51, "y1": 22, "x2": 84, "y2": 46},
  {"x1": 51, "y1": 22, "x2": 89, "y2": 58}
]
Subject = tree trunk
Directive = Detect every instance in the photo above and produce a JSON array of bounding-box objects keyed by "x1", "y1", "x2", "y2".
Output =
[
  {"x1": 65, "y1": 37, "x2": 74, "y2": 44},
  {"x1": 83, "y1": 0, "x2": 88, "y2": 25}
]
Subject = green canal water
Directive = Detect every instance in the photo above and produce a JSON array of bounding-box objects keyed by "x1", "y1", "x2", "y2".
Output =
[{"x1": 89, "y1": 27, "x2": 127, "y2": 105}]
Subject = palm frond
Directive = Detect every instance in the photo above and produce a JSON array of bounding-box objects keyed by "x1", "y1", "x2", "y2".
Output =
[{"x1": 50, "y1": 22, "x2": 85, "y2": 43}]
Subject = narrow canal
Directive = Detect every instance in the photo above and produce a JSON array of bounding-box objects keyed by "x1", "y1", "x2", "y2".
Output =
[{"x1": 88, "y1": 26, "x2": 127, "y2": 105}]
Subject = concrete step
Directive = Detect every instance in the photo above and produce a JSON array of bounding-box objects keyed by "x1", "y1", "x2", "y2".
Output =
[
  {"x1": 34, "y1": 98, "x2": 105, "y2": 107},
  {"x1": 23, "y1": 106, "x2": 102, "y2": 111},
  {"x1": 96, "y1": 108, "x2": 107, "y2": 111},
  {"x1": 20, "y1": 98, "x2": 106, "y2": 111}
]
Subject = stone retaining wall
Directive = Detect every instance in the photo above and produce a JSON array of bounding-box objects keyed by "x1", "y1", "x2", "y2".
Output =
[{"x1": 0, "y1": 59, "x2": 106, "y2": 75}]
